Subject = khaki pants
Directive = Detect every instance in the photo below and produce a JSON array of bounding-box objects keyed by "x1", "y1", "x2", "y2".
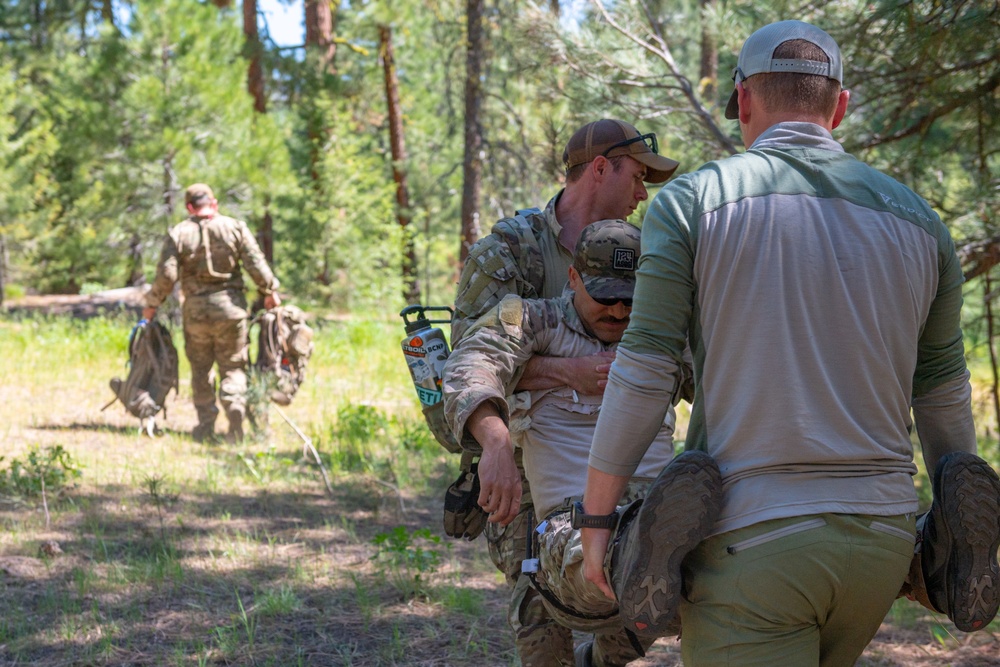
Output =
[
  {"x1": 680, "y1": 512, "x2": 915, "y2": 667},
  {"x1": 183, "y1": 318, "x2": 249, "y2": 427}
]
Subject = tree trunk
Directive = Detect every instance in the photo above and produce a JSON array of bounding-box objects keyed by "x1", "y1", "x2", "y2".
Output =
[
  {"x1": 459, "y1": 0, "x2": 485, "y2": 270},
  {"x1": 101, "y1": 0, "x2": 118, "y2": 32},
  {"x1": 305, "y1": 0, "x2": 336, "y2": 73},
  {"x1": 699, "y1": 0, "x2": 717, "y2": 102},
  {"x1": 304, "y1": 0, "x2": 336, "y2": 186},
  {"x1": 259, "y1": 203, "x2": 274, "y2": 265},
  {"x1": 244, "y1": 0, "x2": 266, "y2": 113},
  {"x1": 127, "y1": 233, "x2": 145, "y2": 287},
  {"x1": 379, "y1": 24, "x2": 420, "y2": 304}
]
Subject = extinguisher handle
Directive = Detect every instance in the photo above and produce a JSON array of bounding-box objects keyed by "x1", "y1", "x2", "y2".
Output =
[{"x1": 400, "y1": 304, "x2": 454, "y2": 327}]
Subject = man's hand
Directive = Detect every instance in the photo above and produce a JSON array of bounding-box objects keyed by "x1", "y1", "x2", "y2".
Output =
[
  {"x1": 582, "y1": 527, "x2": 616, "y2": 600},
  {"x1": 142, "y1": 306, "x2": 157, "y2": 321},
  {"x1": 467, "y1": 403, "x2": 522, "y2": 525},
  {"x1": 581, "y1": 466, "x2": 631, "y2": 601},
  {"x1": 264, "y1": 292, "x2": 281, "y2": 310},
  {"x1": 517, "y1": 351, "x2": 616, "y2": 394}
]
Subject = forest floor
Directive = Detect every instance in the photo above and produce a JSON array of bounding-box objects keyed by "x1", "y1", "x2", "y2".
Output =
[{"x1": 0, "y1": 312, "x2": 998, "y2": 666}]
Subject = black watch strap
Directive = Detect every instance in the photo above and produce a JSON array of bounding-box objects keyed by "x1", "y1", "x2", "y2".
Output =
[{"x1": 571, "y1": 500, "x2": 619, "y2": 530}]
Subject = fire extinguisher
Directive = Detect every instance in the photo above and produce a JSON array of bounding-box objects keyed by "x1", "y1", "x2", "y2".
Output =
[{"x1": 399, "y1": 305, "x2": 454, "y2": 411}]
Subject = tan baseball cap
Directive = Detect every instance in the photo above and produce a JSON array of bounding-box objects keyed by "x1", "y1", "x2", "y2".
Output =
[
  {"x1": 574, "y1": 219, "x2": 641, "y2": 301},
  {"x1": 563, "y1": 119, "x2": 679, "y2": 184},
  {"x1": 184, "y1": 183, "x2": 215, "y2": 206}
]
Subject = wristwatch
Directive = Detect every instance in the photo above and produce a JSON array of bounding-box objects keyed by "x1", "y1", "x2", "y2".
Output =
[{"x1": 570, "y1": 500, "x2": 619, "y2": 530}]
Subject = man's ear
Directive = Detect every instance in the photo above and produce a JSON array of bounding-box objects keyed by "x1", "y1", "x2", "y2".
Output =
[
  {"x1": 568, "y1": 265, "x2": 582, "y2": 291},
  {"x1": 186, "y1": 202, "x2": 196, "y2": 215},
  {"x1": 590, "y1": 155, "x2": 610, "y2": 180},
  {"x1": 830, "y1": 89, "x2": 850, "y2": 129},
  {"x1": 737, "y1": 82, "x2": 752, "y2": 124}
]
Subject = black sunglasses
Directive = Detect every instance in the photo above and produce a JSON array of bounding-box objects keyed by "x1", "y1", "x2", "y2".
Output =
[
  {"x1": 600, "y1": 132, "x2": 658, "y2": 158},
  {"x1": 592, "y1": 297, "x2": 633, "y2": 308}
]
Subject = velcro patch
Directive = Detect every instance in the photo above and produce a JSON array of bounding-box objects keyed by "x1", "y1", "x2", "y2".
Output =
[
  {"x1": 499, "y1": 296, "x2": 524, "y2": 326},
  {"x1": 612, "y1": 247, "x2": 636, "y2": 271}
]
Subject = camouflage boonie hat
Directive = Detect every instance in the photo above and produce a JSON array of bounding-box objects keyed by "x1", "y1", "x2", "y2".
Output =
[
  {"x1": 184, "y1": 183, "x2": 215, "y2": 206},
  {"x1": 574, "y1": 219, "x2": 641, "y2": 301}
]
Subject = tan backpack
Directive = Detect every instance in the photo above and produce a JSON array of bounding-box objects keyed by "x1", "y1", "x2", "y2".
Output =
[{"x1": 254, "y1": 305, "x2": 314, "y2": 405}]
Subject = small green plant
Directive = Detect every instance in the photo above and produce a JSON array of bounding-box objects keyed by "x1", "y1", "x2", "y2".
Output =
[
  {"x1": 0, "y1": 445, "x2": 82, "y2": 500},
  {"x1": 395, "y1": 416, "x2": 437, "y2": 453},
  {"x1": 330, "y1": 403, "x2": 389, "y2": 472},
  {"x1": 255, "y1": 584, "x2": 302, "y2": 617},
  {"x1": 438, "y1": 585, "x2": 485, "y2": 616},
  {"x1": 142, "y1": 474, "x2": 179, "y2": 550},
  {"x1": 245, "y1": 367, "x2": 276, "y2": 440},
  {"x1": 237, "y1": 443, "x2": 295, "y2": 485},
  {"x1": 371, "y1": 526, "x2": 447, "y2": 599}
]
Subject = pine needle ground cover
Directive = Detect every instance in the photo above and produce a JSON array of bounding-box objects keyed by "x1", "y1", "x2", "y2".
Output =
[{"x1": 0, "y1": 314, "x2": 996, "y2": 666}]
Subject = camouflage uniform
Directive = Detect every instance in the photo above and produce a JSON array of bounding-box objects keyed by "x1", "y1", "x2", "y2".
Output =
[
  {"x1": 145, "y1": 213, "x2": 279, "y2": 436},
  {"x1": 443, "y1": 294, "x2": 680, "y2": 666},
  {"x1": 451, "y1": 194, "x2": 575, "y2": 664}
]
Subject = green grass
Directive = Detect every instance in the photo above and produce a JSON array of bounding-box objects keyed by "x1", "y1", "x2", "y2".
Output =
[{"x1": 0, "y1": 312, "x2": 514, "y2": 666}]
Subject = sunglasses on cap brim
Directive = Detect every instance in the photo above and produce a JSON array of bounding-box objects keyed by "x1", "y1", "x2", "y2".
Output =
[{"x1": 601, "y1": 132, "x2": 658, "y2": 158}]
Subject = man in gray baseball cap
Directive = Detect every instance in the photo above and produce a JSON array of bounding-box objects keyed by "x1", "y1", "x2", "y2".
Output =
[{"x1": 580, "y1": 18, "x2": 1000, "y2": 665}]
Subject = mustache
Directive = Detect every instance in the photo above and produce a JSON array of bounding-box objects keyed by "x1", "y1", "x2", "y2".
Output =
[{"x1": 598, "y1": 315, "x2": 630, "y2": 324}]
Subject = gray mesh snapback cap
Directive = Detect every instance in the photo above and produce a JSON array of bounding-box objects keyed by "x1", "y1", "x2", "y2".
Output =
[{"x1": 725, "y1": 20, "x2": 843, "y2": 119}]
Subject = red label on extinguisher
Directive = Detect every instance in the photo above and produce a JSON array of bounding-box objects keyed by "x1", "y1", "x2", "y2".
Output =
[{"x1": 402, "y1": 336, "x2": 426, "y2": 356}]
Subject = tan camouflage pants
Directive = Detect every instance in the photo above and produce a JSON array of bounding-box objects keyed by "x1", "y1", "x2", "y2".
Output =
[
  {"x1": 522, "y1": 480, "x2": 657, "y2": 667},
  {"x1": 183, "y1": 318, "x2": 249, "y2": 429},
  {"x1": 485, "y1": 449, "x2": 575, "y2": 666}
]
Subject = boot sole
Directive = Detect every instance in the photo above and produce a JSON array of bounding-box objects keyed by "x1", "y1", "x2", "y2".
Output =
[
  {"x1": 617, "y1": 450, "x2": 722, "y2": 636},
  {"x1": 933, "y1": 451, "x2": 1000, "y2": 632}
]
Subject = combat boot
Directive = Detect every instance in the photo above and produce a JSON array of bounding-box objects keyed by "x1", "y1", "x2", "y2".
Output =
[
  {"x1": 611, "y1": 450, "x2": 722, "y2": 637},
  {"x1": 192, "y1": 421, "x2": 218, "y2": 444},
  {"x1": 226, "y1": 410, "x2": 245, "y2": 444},
  {"x1": 920, "y1": 450, "x2": 1000, "y2": 632}
]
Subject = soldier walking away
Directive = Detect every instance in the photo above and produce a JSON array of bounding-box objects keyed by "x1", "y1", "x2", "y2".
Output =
[{"x1": 143, "y1": 183, "x2": 281, "y2": 444}]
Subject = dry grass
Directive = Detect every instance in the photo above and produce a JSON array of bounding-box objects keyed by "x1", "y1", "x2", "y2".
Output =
[{"x1": 0, "y1": 313, "x2": 997, "y2": 666}]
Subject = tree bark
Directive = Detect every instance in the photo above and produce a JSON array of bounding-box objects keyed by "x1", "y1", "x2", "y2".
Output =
[
  {"x1": 459, "y1": 0, "x2": 485, "y2": 269},
  {"x1": 305, "y1": 0, "x2": 336, "y2": 74},
  {"x1": 127, "y1": 233, "x2": 145, "y2": 287},
  {"x1": 259, "y1": 202, "x2": 274, "y2": 265},
  {"x1": 698, "y1": 0, "x2": 717, "y2": 102},
  {"x1": 244, "y1": 0, "x2": 266, "y2": 114},
  {"x1": 379, "y1": 24, "x2": 420, "y2": 304}
]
